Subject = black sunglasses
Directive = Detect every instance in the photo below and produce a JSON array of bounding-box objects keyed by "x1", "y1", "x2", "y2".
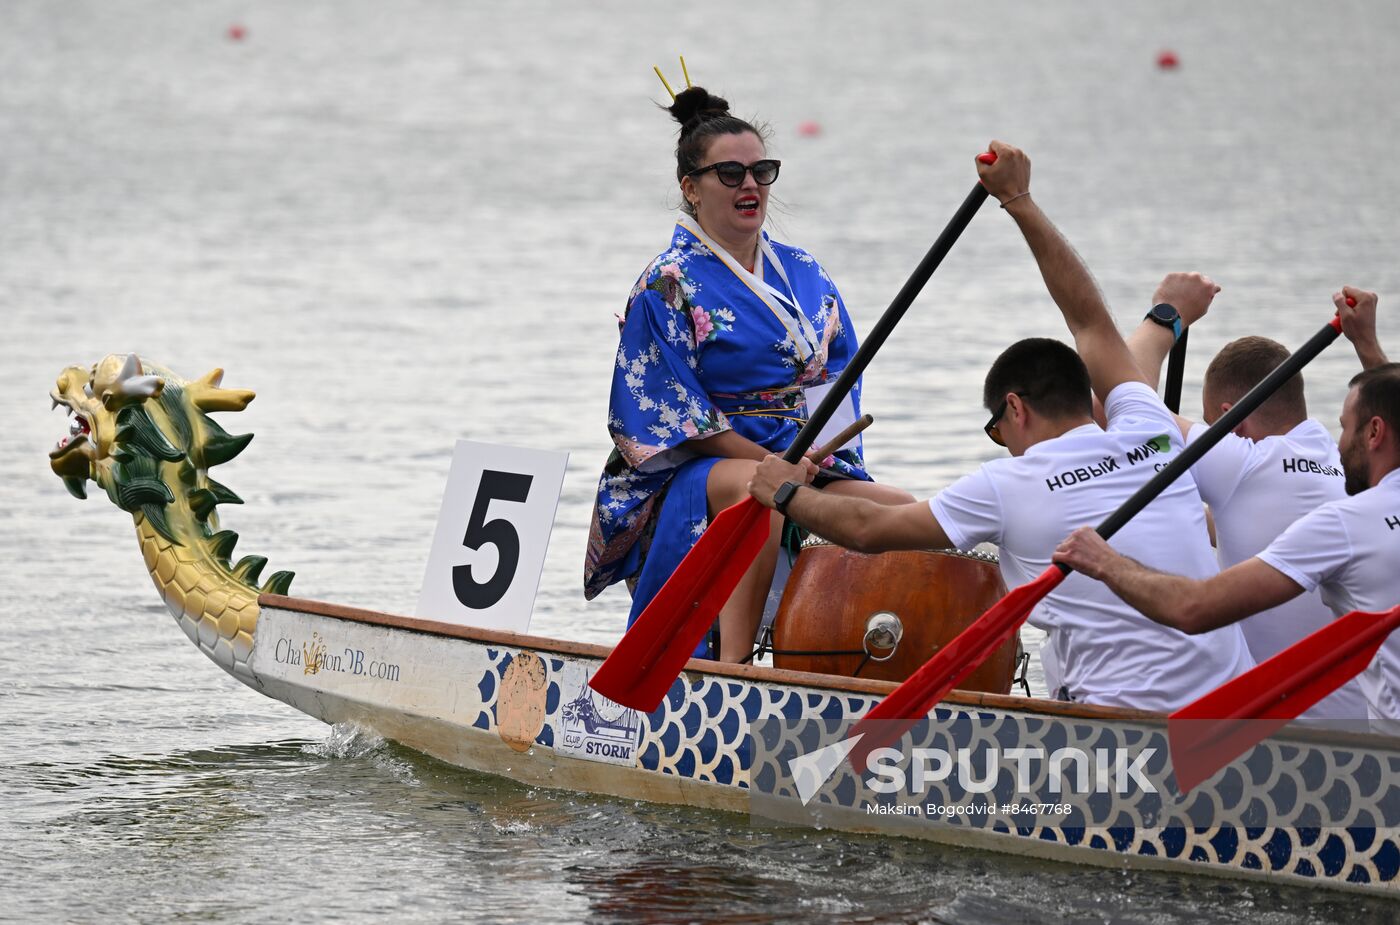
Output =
[
  {"x1": 984, "y1": 392, "x2": 1030, "y2": 447},
  {"x1": 687, "y1": 159, "x2": 781, "y2": 188}
]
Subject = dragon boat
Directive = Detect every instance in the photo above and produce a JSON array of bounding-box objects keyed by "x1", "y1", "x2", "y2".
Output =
[{"x1": 49, "y1": 354, "x2": 1400, "y2": 898}]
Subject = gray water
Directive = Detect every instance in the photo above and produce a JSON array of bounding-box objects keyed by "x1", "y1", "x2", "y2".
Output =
[{"x1": 4, "y1": 1, "x2": 1400, "y2": 921}]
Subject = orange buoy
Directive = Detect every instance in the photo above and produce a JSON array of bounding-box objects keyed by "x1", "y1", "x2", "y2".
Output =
[
  {"x1": 228, "y1": 24, "x2": 247, "y2": 42},
  {"x1": 796, "y1": 120, "x2": 822, "y2": 137},
  {"x1": 1157, "y1": 49, "x2": 1179, "y2": 69}
]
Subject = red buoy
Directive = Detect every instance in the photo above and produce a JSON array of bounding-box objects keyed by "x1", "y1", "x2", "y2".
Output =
[
  {"x1": 796, "y1": 120, "x2": 822, "y2": 138},
  {"x1": 228, "y1": 24, "x2": 247, "y2": 42},
  {"x1": 1157, "y1": 49, "x2": 1179, "y2": 69}
]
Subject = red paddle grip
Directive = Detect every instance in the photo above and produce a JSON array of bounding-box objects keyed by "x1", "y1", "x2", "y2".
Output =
[
  {"x1": 976, "y1": 152, "x2": 998, "y2": 164},
  {"x1": 1330, "y1": 296, "x2": 1357, "y2": 333}
]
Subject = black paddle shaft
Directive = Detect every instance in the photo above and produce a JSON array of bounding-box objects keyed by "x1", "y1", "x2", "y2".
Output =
[
  {"x1": 1084, "y1": 320, "x2": 1341, "y2": 558},
  {"x1": 1163, "y1": 328, "x2": 1189, "y2": 414},
  {"x1": 779, "y1": 182, "x2": 992, "y2": 464}
]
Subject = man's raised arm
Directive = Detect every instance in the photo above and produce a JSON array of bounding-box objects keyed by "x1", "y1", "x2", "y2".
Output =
[
  {"x1": 1126, "y1": 272, "x2": 1220, "y2": 389},
  {"x1": 1124, "y1": 272, "x2": 1221, "y2": 438},
  {"x1": 977, "y1": 142, "x2": 1146, "y2": 403},
  {"x1": 1338, "y1": 286, "x2": 1389, "y2": 370}
]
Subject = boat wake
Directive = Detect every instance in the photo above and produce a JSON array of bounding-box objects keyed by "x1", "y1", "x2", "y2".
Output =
[{"x1": 301, "y1": 723, "x2": 387, "y2": 761}]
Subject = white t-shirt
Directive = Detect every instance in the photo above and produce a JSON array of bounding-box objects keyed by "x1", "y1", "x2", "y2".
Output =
[
  {"x1": 930, "y1": 381, "x2": 1253, "y2": 713},
  {"x1": 1257, "y1": 468, "x2": 1400, "y2": 721},
  {"x1": 1187, "y1": 420, "x2": 1369, "y2": 719}
]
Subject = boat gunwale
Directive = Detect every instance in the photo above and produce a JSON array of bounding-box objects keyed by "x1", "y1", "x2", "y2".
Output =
[{"x1": 260, "y1": 593, "x2": 1400, "y2": 751}]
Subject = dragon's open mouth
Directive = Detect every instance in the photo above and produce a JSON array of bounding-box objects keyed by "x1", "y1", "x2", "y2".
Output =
[
  {"x1": 48, "y1": 397, "x2": 95, "y2": 497},
  {"x1": 50, "y1": 407, "x2": 91, "y2": 459}
]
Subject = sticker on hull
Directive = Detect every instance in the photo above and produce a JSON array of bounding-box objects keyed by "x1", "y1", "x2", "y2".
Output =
[{"x1": 553, "y1": 663, "x2": 642, "y2": 767}]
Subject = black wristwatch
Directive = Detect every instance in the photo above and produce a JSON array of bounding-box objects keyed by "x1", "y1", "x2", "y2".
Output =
[
  {"x1": 773, "y1": 481, "x2": 803, "y2": 516},
  {"x1": 1146, "y1": 303, "x2": 1183, "y2": 342}
]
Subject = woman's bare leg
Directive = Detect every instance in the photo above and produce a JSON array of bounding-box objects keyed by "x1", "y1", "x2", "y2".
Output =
[
  {"x1": 705, "y1": 458, "x2": 782, "y2": 662},
  {"x1": 702, "y1": 464, "x2": 912, "y2": 662}
]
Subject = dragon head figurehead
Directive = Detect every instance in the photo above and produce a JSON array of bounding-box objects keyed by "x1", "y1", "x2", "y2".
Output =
[
  {"x1": 51, "y1": 353, "x2": 169, "y2": 499},
  {"x1": 49, "y1": 354, "x2": 293, "y2": 685}
]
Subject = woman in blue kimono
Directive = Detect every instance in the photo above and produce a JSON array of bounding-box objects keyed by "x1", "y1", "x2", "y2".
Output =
[{"x1": 585, "y1": 85, "x2": 912, "y2": 661}]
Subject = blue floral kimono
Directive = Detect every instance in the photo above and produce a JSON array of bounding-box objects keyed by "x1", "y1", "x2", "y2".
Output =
[{"x1": 584, "y1": 219, "x2": 873, "y2": 656}]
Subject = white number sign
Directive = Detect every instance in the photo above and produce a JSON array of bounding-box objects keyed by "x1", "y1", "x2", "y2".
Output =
[{"x1": 416, "y1": 440, "x2": 568, "y2": 633}]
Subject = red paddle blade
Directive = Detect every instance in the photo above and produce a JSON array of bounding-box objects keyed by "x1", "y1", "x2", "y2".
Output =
[
  {"x1": 1168, "y1": 603, "x2": 1400, "y2": 793},
  {"x1": 589, "y1": 497, "x2": 771, "y2": 711},
  {"x1": 848, "y1": 566, "x2": 1067, "y2": 772}
]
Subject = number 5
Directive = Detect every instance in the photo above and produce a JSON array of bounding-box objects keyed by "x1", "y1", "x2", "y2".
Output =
[{"x1": 452, "y1": 470, "x2": 534, "y2": 609}]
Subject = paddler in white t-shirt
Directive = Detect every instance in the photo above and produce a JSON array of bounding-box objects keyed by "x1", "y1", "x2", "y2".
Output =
[
  {"x1": 746, "y1": 141, "x2": 1254, "y2": 713},
  {"x1": 1054, "y1": 360, "x2": 1400, "y2": 727},
  {"x1": 1118, "y1": 280, "x2": 1389, "y2": 720}
]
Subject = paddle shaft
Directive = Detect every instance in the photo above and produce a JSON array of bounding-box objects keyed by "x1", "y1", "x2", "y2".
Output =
[
  {"x1": 1116, "y1": 306, "x2": 1348, "y2": 550},
  {"x1": 1163, "y1": 329, "x2": 1189, "y2": 414},
  {"x1": 1156, "y1": 298, "x2": 1352, "y2": 569},
  {"x1": 779, "y1": 182, "x2": 991, "y2": 464},
  {"x1": 810, "y1": 414, "x2": 874, "y2": 462},
  {"x1": 1092, "y1": 317, "x2": 1341, "y2": 548}
]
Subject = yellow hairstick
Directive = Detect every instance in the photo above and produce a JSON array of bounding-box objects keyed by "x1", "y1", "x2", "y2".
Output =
[
  {"x1": 679, "y1": 55, "x2": 691, "y2": 88},
  {"x1": 653, "y1": 65, "x2": 676, "y2": 102}
]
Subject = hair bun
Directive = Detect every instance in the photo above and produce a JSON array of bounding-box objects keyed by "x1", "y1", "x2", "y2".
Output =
[{"x1": 668, "y1": 86, "x2": 730, "y2": 132}]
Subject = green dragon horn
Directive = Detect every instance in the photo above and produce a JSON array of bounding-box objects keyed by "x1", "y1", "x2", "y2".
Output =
[
  {"x1": 232, "y1": 555, "x2": 267, "y2": 585},
  {"x1": 208, "y1": 530, "x2": 239, "y2": 564},
  {"x1": 260, "y1": 571, "x2": 295, "y2": 595},
  {"x1": 202, "y1": 430, "x2": 254, "y2": 468},
  {"x1": 189, "y1": 478, "x2": 244, "y2": 523}
]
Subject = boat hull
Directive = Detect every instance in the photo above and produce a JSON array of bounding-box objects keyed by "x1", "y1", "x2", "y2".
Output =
[{"x1": 253, "y1": 594, "x2": 1400, "y2": 897}]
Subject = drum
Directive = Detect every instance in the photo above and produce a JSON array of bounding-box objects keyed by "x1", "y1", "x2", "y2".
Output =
[{"x1": 771, "y1": 537, "x2": 1018, "y2": 693}]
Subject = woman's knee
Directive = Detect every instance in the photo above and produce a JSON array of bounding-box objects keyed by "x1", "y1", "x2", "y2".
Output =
[{"x1": 706, "y1": 458, "x2": 760, "y2": 511}]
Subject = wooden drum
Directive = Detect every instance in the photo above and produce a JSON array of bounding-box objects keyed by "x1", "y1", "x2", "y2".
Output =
[{"x1": 771, "y1": 537, "x2": 1018, "y2": 693}]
